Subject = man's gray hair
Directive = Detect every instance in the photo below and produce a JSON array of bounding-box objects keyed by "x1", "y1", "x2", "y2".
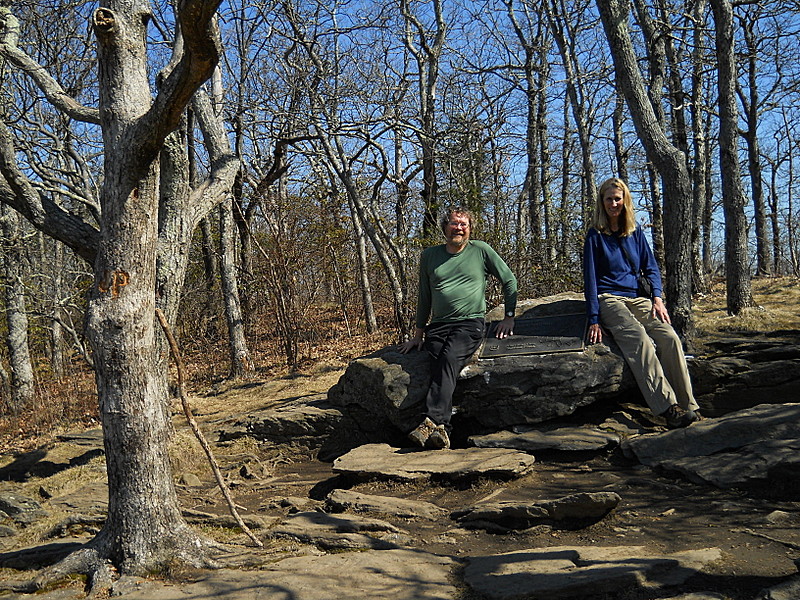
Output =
[{"x1": 440, "y1": 206, "x2": 475, "y2": 232}]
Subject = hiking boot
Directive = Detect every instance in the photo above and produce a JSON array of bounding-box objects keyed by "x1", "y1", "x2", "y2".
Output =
[
  {"x1": 662, "y1": 404, "x2": 697, "y2": 429},
  {"x1": 408, "y1": 417, "x2": 436, "y2": 447},
  {"x1": 690, "y1": 409, "x2": 704, "y2": 421},
  {"x1": 426, "y1": 424, "x2": 450, "y2": 449}
]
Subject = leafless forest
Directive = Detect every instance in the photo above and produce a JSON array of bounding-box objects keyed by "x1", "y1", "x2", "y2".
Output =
[
  {"x1": 1, "y1": 0, "x2": 800, "y2": 577},
  {"x1": 2, "y1": 0, "x2": 800, "y2": 409}
]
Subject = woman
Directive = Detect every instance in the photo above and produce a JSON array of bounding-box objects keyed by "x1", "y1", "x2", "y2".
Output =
[{"x1": 583, "y1": 177, "x2": 701, "y2": 429}]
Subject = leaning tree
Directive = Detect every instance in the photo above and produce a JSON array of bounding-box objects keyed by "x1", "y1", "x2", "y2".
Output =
[{"x1": 0, "y1": 0, "x2": 239, "y2": 587}]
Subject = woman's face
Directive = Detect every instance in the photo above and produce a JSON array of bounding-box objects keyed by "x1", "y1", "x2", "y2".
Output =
[{"x1": 603, "y1": 186, "x2": 625, "y2": 223}]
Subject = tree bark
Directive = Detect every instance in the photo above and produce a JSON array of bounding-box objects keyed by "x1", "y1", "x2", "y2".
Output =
[
  {"x1": 709, "y1": 0, "x2": 755, "y2": 314},
  {"x1": 219, "y1": 199, "x2": 253, "y2": 377},
  {"x1": 84, "y1": 0, "x2": 224, "y2": 574},
  {"x1": 0, "y1": 204, "x2": 35, "y2": 411},
  {"x1": 738, "y1": 12, "x2": 771, "y2": 276},
  {"x1": 596, "y1": 0, "x2": 695, "y2": 339}
]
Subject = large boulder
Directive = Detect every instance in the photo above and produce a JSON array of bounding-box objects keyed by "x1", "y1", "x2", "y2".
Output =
[
  {"x1": 327, "y1": 294, "x2": 637, "y2": 437},
  {"x1": 689, "y1": 336, "x2": 800, "y2": 416},
  {"x1": 327, "y1": 296, "x2": 800, "y2": 444},
  {"x1": 622, "y1": 402, "x2": 800, "y2": 494}
]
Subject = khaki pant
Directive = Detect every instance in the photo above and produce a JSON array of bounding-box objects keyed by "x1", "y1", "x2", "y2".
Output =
[{"x1": 598, "y1": 294, "x2": 698, "y2": 416}]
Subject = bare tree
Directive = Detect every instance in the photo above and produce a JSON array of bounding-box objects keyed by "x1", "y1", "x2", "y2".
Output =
[
  {"x1": 0, "y1": 0, "x2": 237, "y2": 584},
  {"x1": 595, "y1": 0, "x2": 695, "y2": 338},
  {"x1": 736, "y1": 5, "x2": 773, "y2": 276},
  {"x1": 709, "y1": 0, "x2": 755, "y2": 314},
  {"x1": 548, "y1": 0, "x2": 598, "y2": 227},
  {"x1": 400, "y1": 0, "x2": 447, "y2": 239}
]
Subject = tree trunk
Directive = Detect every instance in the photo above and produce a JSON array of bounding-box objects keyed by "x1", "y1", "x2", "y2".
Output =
[
  {"x1": 740, "y1": 16, "x2": 771, "y2": 276},
  {"x1": 612, "y1": 91, "x2": 629, "y2": 181},
  {"x1": 0, "y1": 204, "x2": 35, "y2": 411},
  {"x1": 219, "y1": 199, "x2": 253, "y2": 378},
  {"x1": 84, "y1": 0, "x2": 224, "y2": 574},
  {"x1": 400, "y1": 0, "x2": 445, "y2": 240},
  {"x1": 50, "y1": 239, "x2": 66, "y2": 378},
  {"x1": 690, "y1": 0, "x2": 710, "y2": 294},
  {"x1": 548, "y1": 0, "x2": 597, "y2": 229},
  {"x1": 709, "y1": 0, "x2": 755, "y2": 313},
  {"x1": 349, "y1": 199, "x2": 378, "y2": 334},
  {"x1": 86, "y1": 157, "x2": 200, "y2": 571},
  {"x1": 596, "y1": 0, "x2": 695, "y2": 339}
]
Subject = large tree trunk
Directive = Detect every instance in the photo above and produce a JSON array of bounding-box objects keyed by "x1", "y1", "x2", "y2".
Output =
[
  {"x1": 709, "y1": 0, "x2": 755, "y2": 314},
  {"x1": 86, "y1": 159, "x2": 200, "y2": 571},
  {"x1": 596, "y1": 0, "x2": 695, "y2": 339},
  {"x1": 81, "y1": 0, "x2": 223, "y2": 575}
]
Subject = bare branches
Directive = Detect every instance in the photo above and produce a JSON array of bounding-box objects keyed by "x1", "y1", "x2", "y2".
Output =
[{"x1": 0, "y1": 43, "x2": 100, "y2": 124}]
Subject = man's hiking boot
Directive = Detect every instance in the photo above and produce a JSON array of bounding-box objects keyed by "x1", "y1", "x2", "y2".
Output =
[
  {"x1": 408, "y1": 417, "x2": 436, "y2": 447},
  {"x1": 662, "y1": 404, "x2": 697, "y2": 429},
  {"x1": 691, "y1": 410, "x2": 704, "y2": 421},
  {"x1": 426, "y1": 424, "x2": 450, "y2": 449}
]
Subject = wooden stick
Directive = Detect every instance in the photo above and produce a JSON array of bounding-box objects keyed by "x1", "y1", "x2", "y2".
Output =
[{"x1": 155, "y1": 308, "x2": 263, "y2": 547}]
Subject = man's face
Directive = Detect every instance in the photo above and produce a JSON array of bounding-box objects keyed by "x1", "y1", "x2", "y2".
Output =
[{"x1": 445, "y1": 213, "x2": 471, "y2": 248}]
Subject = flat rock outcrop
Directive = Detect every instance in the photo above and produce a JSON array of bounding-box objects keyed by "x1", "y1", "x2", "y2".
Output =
[
  {"x1": 332, "y1": 443, "x2": 535, "y2": 482},
  {"x1": 108, "y1": 550, "x2": 459, "y2": 600},
  {"x1": 326, "y1": 489, "x2": 447, "y2": 520},
  {"x1": 269, "y1": 511, "x2": 411, "y2": 550},
  {"x1": 215, "y1": 395, "x2": 343, "y2": 446},
  {"x1": 622, "y1": 402, "x2": 800, "y2": 492},
  {"x1": 327, "y1": 295, "x2": 636, "y2": 438},
  {"x1": 691, "y1": 336, "x2": 800, "y2": 416},
  {"x1": 463, "y1": 545, "x2": 723, "y2": 600},
  {"x1": 470, "y1": 425, "x2": 620, "y2": 452}
]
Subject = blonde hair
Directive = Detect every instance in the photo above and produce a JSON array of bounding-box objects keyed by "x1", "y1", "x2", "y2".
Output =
[{"x1": 591, "y1": 177, "x2": 637, "y2": 236}]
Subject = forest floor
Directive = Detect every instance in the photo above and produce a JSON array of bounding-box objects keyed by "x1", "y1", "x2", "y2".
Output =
[{"x1": 0, "y1": 277, "x2": 799, "y2": 600}]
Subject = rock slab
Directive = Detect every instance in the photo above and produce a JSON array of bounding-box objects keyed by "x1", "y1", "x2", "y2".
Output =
[
  {"x1": 622, "y1": 403, "x2": 800, "y2": 491},
  {"x1": 107, "y1": 549, "x2": 458, "y2": 600},
  {"x1": 464, "y1": 545, "x2": 722, "y2": 599},
  {"x1": 470, "y1": 426, "x2": 620, "y2": 452},
  {"x1": 269, "y1": 511, "x2": 410, "y2": 550},
  {"x1": 327, "y1": 489, "x2": 447, "y2": 520},
  {"x1": 332, "y1": 443, "x2": 535, "y2": 482},
  {"x1": 453, "y1": 492, "x2": 621, "y2": 531}
]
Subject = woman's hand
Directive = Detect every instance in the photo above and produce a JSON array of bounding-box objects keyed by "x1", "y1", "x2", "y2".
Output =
[
  {"x1": 587, "y1": 323, "x2": 603, "y2": 344},
  {"x1": 651, "y1": 296, "x2": 671, "y2": 324}
]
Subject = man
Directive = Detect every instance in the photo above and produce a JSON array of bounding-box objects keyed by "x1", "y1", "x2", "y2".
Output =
[{"x1": 399, "y1": 206, "x2": 517, "y2": 449}]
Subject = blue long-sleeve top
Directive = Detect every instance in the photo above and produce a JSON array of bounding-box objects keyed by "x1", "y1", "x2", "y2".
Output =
[{"x1": 583, "y1": 226, "x2": 663, "y2": 325}]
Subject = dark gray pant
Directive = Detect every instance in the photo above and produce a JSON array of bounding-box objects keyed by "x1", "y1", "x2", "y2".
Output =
[{"x1": 423, "y1": 318, "x2": 485, "y2": 428}]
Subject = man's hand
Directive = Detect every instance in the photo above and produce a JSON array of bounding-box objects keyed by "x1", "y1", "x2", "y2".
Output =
[
  {"x1": 398, "y1": 328, "x2": 425, "y2": 354},
  {"x1": 495, "y1": 316, "x2": 514, "y2": 339},
  {"x1": 651, "y1": 296, "x2": 671, "y2": 324},
  {"x1": 587, "y1": 323, "x2": 603, "y2": 344}
]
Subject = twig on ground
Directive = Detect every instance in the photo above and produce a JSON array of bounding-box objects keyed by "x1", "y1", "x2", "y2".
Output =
[{"x1": 155, "y1": 308, "x2": 263, "y2": 548}]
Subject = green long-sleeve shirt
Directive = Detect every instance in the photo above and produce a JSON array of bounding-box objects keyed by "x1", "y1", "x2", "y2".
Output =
[{"x1": 415, "y1": 240, "x2": 517, "y2": 329}]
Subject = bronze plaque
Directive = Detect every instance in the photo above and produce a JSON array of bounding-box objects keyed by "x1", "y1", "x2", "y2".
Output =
[{"x1": 480, "y1": 313, "x2": 587, "y2": 358}]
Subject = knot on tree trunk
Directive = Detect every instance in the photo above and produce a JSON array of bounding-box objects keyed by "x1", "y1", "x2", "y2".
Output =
[{"x1": 93, "y1": 8, "x2": 116, "y2": 36}]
